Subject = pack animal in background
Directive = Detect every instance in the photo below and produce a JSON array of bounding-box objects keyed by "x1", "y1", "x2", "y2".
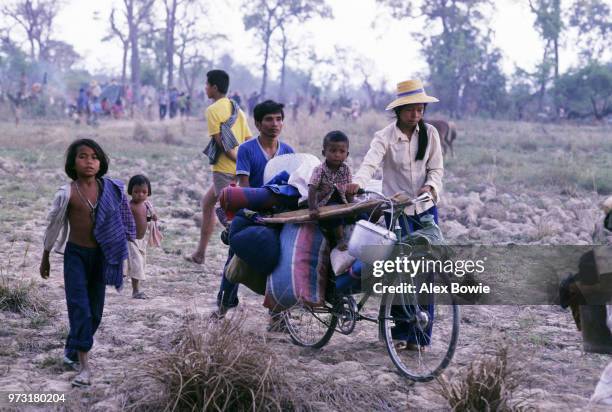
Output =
[{"x1": 427, "y1": 119, "x2": 457, "y2": 157}]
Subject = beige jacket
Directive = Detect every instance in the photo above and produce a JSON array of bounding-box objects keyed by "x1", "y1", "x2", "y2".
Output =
[{"x1": 353, "y1": 121, "x2": 444, "y2": 215}]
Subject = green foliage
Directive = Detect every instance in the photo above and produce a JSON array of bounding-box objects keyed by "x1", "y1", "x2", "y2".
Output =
[
  {"x1": 419, "y1": 0, "x2": 508, "y2": 117},
  {"x1": 569, "y1": 0, "x2": 612, "y2": 58},
  {"x1": 555, "y1": 61, "x2": 612, "y2": 119}
]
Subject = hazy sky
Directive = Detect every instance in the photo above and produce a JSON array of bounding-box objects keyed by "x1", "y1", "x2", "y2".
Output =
[{"x1": 45, "y1": 0, "x2": 581, "y2": 89}]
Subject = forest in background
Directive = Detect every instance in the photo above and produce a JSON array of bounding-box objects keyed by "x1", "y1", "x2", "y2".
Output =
[{"x1": 0, "y1": 0, "x2": 610, "y2": 122}]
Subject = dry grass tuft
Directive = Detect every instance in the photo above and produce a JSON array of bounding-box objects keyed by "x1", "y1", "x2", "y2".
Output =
[
  {"x1": 161, "y1": 126, "x2": 182, "y2": 146},
  {"x1": 0, "y1": 245, "x2": 54, "y2": 319},
  {"x1": 0, "y1": 279, "x2": 53, "y2": 319},
  {"x1": 122, "y1": 313, "x2": 402, "y2": 411},
  {"x1": 133, "y1": 121, "x2": 152, "y2": 142},
  {"x1": 436, "y1": 345, "x2": 529, "y2": 412},
  {"x1": 123, "y1": 314, "x2": 290, "y2": 411}
]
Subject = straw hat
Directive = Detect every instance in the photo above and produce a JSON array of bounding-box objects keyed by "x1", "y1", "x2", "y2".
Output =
[{"x1": 386, "y1": 79, "x2": 439, "y2": 111}]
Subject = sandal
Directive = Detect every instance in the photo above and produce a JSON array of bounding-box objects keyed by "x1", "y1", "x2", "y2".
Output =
[
  {"x1": 72, "y1": 371, "x2": 91, "y2": 387},
  {"x1": 132, "y1": 291, "x2": 148, "y2": 299},
  {"x1": 395, "y1": 341, "x2": 426, "y2": 352},
  {"x1": 63, "y1": 355, "x2": 79, "y2": 371}
]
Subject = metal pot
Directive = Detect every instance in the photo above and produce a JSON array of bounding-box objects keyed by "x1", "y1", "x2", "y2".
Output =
[{"x1": 348, "y1": 220, "x2": 397, "y2": 264}]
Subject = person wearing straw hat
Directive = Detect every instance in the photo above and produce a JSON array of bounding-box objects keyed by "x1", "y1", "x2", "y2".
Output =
[{"x1": 346, "y1": 79, "x2": 443, "y2": 350}]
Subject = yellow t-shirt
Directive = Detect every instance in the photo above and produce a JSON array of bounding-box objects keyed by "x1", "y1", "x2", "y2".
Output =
[{"x1": 205, "y1": 97, "x2": 252, "y2": 174}]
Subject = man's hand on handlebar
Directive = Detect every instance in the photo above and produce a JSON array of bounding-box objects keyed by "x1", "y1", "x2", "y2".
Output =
[
  {"x1": 309, "y1": 208, "x2": 320, "y2": 220},
  {"x1": 418, "y1": 185, "x2": 436, "y2": 201}
]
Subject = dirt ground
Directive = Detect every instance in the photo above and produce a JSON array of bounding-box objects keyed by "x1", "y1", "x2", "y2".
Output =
[{"x1": 0, "y1": 115, "x2": 611, "y2": 410}]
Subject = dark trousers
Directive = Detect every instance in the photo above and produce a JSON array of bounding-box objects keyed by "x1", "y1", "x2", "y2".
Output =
[
  {"x1": 386, "y1": 206, "x2": 438, "y2": 344},
  {"x1": 216, "y1": 249, "x2": 240, "y2": 309},
  {"x1": 159, "y1": 104, "x2": 167, "y2": 120},
  {"x1": 63, "y1": 242, "x2": 106, "y2": 359}
]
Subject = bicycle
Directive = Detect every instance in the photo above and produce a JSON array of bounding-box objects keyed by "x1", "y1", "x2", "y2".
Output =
[{"x1": 282, "y1": 190, "x2": 460, "y2": 382}]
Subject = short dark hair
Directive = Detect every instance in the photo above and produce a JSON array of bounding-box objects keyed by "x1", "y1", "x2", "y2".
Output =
[
  {"x1": 64, "y1": 138, "x2": 109, "y2": 180},
  {"x1": 323, "y1": 130, "x2": 349, "y2": 149},
  {"x1": 206, "y1": 70, "x2": 229, "y2": 94},
  {"x1": 128, "y1": 174, "x2": 152, "y2": 196},
  {"x1": 253, "y1": 100, "x2": 285, "y2": 123}
]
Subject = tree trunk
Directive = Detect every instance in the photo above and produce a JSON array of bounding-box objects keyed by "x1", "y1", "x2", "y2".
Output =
[
  {"x1": 260, "y1": 29, "x2": 271, "y2": 98},
  {"x1": 121, "y1": 43, "x2": 128, "y2": 88},
  {"x1": 128, "y1": 0, "x2": 141, "y2": 113},
  {"x1": 279, "y1": 32, "x2": 288, "y2": 102},
  {"x1": 537, "y1": 44, "x2": 550, "y2": 112},
  {"x1": 553, "y1": 36, "x2": 560, "y2": 117},
  {"x1": 165, "y1": 0, "x2": 177, "y2": 89}
]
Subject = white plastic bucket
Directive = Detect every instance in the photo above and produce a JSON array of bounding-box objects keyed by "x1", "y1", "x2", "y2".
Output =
[{"x1": 348, "y1": 220, "x2": 397, "y2": 264}]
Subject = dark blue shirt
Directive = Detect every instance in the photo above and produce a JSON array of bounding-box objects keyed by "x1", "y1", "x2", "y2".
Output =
[{"x1": 236, "y1": 137, "x2": 294, "y2": 188}]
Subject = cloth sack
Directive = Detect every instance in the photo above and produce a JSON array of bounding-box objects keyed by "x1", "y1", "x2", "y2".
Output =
[
  {"x1": 145, "y1": 201, "x2": 162, "y2": 248},
  {"x1": 229, "y1": 209, "x2": 281, "y2": 275},
  {"x1": 225, "y1": 255, "x2": 267, "y2": 295},
  {"x1": 220, "y1": 186, "x2": 283, "y2": 212},
  {"x1": 148, "y1": 221, "x2": 163, "y2": 248},
  {"x1": 330, "y1": 247, "x2": 356, "y2": 275},
  {"x1": 264, "y1": 223, "x2": 330, "y2": 311},
  {"x1": 202, "y1": 99, "x2": 239, "y2": 165},
  {"x1": 286, "y1": 155, "x2": 323, "y2": 204}
]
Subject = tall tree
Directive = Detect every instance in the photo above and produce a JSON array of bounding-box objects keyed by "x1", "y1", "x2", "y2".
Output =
[
  {"x1": 276, "y1": 0, "x2": 330, "y2": 100},
  {"x1": 1, "y1": 0, "x2": 61, "y2": 60},
  {"x1": 528, "y1": 0, "x2": 563, "y2": 116},
  {"x1": 175, "y1": 15, "x2": 226, "y2": 98},
  {"x1": 276, "y1": 24, "x2": 298, "y2": 101},
  {"x1": 162, "y1": 0, "x2": 197, "y2": 89},
  {"x1": 43, "y1": 39, "x2": 79, "y2": 71},
  {"x1": 243, "y1": 0, "x2": 282, "y2": 98},
  {"x1": 103, "y1": 8, "x2": 130, "y2": 87},
  {"x1": 380, "y1": 0, "x2": 503, "y2": 118},
  {"x1": 243, "y1": 0, "x2": 331, "y2": 98},
  {"x1": 555, "y1": 61, "x2": 612, "y2": 120},
  {"x1": 122, "y1": 0, "x2": 155, "y2": 112}
]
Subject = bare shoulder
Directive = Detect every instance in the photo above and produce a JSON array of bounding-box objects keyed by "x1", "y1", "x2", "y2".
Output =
[{"x1": 130, "y1": 201, "x2": 146, "y2": 215}]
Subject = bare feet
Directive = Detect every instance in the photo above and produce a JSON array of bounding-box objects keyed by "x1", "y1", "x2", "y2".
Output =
[{"x1": 184, "y1": 254, "x2": 204, "y2": 265}]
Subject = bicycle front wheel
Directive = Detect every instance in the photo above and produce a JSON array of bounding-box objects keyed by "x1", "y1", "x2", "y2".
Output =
[
  {"x1": 379, "y1": 273, "x2": 459, "y2": 381},
  {"x1": 284, "y1": 301, "x2": 338, "y2": 348}
]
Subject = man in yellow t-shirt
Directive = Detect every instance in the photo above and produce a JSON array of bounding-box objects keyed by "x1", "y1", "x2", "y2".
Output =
[{"x1": 187, "y1": 70, "x2": 252, "y2": 264}]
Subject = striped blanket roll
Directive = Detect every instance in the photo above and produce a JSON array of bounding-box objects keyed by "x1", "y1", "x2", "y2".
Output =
[
  {"x1": 202, "y1": 99, "x2": 239, "y2": 165},
  {"x1": 264, "y1": 223, "x2": 330, "y2": 311}
]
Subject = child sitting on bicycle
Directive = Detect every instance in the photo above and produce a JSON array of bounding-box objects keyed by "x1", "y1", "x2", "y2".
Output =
[{"x1": 308, "y1": 130, "x2": 354, "y2": 250}]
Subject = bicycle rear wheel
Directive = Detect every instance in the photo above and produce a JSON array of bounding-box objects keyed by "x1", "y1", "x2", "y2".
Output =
[
  {"x1": 284, "y1": 301, "x2": 338, "y2": 348},
  {"x1": 379, "y1": 273, "x2": 459, "y2": 381}
]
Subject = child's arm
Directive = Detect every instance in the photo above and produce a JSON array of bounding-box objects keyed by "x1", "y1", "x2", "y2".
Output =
[
  {"x1": 40, "y1": 187, "x2": 68, "y2": 279},
  {"x1": 121, "y1": 193, "x2": 137, "y2": 241},
  {"x1": 308, "y1": 166, "x2": 323, "y2": 219},
  {"x1": 308, "y1": 185, "x2": 319, "y2": 219},
  {"x1": 345, "y1": 167, "x2": 354, "y2": 203}
]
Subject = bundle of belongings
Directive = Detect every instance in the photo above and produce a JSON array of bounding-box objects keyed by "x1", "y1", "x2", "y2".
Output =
[{"x1": 221, "y1": 153, "x2": 449, "y2": 311}]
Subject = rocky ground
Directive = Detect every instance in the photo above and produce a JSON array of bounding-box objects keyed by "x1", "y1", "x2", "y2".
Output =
[{"x1": 0, "y1": 115, "x2": 611, "y2": 410}]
